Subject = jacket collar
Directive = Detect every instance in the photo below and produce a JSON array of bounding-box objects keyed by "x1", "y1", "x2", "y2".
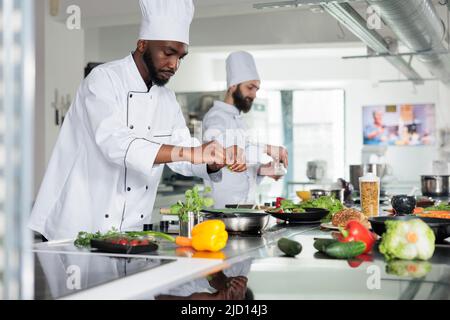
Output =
[
  {"x1": 126, "y1": 53, "x2": 152, "y2": 93},
  {"x1": 212, "y1": 100, "x2": 241, "y2": 117}
]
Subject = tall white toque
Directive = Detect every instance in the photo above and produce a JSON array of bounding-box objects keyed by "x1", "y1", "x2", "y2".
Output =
[
  {"x1": 139, "y1": 0, "x2": 195, "y2": 45},
  {"x1": 226, "y1": 51, "x2": 261, "y2": 88}
]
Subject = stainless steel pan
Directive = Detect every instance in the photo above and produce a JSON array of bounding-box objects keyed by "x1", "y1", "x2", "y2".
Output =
[{"x1": 202, "y1": 211, "x2": 270, "y2": 233}]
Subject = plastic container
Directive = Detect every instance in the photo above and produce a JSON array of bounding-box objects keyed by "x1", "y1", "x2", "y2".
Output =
[{"x1": 359, "y1": 173, "x2": 380, "y2": 218}]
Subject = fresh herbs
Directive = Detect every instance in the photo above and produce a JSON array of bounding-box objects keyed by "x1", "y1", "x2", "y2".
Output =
[
  {"x1": 170, "y1": 186, "x2": 214, "y2": 222},
  {"x1": 74, "y1": 228, "x2": 122, "y2": 247},
  {"x1": 301, "y1": 196, "x2": 344, "y2": 223}
]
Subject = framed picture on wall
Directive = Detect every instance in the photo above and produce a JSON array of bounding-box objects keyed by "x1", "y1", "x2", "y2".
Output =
[{"x1": 362, "y1": 104, "x2": 435, "y2": 146}]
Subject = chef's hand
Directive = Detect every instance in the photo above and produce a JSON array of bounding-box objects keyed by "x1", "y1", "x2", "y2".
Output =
[
  {"x1": 266, "y1": 145, "x2": 289, "y2": 168},
  {"x1": 190, "y1": 141, "x2": 246, "y2": 173},
  {"x1": 226, "y1": 145, "x2": 247, "y2": 173}
]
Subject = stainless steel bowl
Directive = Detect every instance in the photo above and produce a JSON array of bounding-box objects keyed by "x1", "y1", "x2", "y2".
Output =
[
  {"x1": 421, "y1": 175, "x2": 450, "y2": 197},
  {"x1": 203, "y1": 212, "x2": 270, "y2": 233}
]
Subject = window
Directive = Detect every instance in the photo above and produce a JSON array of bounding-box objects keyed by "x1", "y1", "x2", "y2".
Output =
[{"x1": 292, "y1": 89, "x2": 345, "y2": 182}]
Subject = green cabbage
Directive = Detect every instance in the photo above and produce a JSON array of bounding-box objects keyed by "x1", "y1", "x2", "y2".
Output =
[{"x1": 379, "y1": 219, "x2": 435, "y2": 261}]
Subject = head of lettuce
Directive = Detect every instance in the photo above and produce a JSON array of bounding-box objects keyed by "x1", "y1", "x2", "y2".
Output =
[{"x1": 379, "y1": 219, "x2": 435, "y2": 261}]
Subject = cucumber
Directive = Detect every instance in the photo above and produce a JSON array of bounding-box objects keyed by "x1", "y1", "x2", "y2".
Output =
[
  {"x1": 313, "y1": 239, "x2": 338, "y2": 253},
  {"x1": 278, "y1": 238, "x2": 302, "y2": 257},
  {"x1": 324, "y1": 241, "x2": 366, "y2": 259}
]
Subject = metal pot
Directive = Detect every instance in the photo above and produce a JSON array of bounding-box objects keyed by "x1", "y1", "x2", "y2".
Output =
[
  {"x1": 421, "y1": 175, "x2": 450, "y2": 197},
  {"x1": 203, "y1": 212, "x2": 270, "y2": 233},
  {"x1": 350, "y1": 164, "x2": 386, "y2": 191}
]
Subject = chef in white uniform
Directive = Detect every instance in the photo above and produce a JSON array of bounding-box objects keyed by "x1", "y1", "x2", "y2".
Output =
[
  {"x1": 202, "y1": 51, "x2": 288, "y2": 208},
  {"x1": 29, "y1": 0, "x2": 246, "y2": 241}
]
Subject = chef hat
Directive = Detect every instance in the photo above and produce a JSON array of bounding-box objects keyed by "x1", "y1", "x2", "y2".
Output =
[
  {"x1": 139, "y1": 0, "x2": 195, "y2": 45},
  {"x1": 226, "y1": 51, "x2": 260, "y2": 88}
]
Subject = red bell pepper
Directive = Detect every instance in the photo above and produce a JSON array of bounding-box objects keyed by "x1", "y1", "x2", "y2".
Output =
[
  {"x1": 337, "y1": 220, "x2": 376, "y2": 254},
  {"x1": 275, "y1": 197, "x2": 285, "y2": 208}
]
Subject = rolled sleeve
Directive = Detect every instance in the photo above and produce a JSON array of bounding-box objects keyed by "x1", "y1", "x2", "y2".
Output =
[{"x1": 125, "y1": 139, "x2": 163, "y2": 175}]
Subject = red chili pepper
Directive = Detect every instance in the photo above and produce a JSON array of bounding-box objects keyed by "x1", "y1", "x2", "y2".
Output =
[{"x1": 337, "y1": 220, "x2": 376, "y2": 254}]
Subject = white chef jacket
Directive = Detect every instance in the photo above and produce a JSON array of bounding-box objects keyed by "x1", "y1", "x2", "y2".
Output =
[
  {"x1": 202, "y1": 101, "x2": 269, "y2": 209},
  {"x1": 29, "y1": 53, "x2": 220, "y2": 241}
]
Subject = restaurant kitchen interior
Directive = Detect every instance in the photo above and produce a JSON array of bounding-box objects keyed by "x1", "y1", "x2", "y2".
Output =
[{"x1": 1, "y1": 0, "x2": 450, "y2": 300}]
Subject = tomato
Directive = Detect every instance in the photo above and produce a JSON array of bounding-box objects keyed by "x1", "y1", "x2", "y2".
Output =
[
  {"x1": 118, "y1": 239, "x2": 128, "y2": 246},
  {"x1": 129, "y1": 239, "x2": 140, "y2": 246},
  {"x1": 139, "y1": 239, "x2": 149, "y2": 245}
]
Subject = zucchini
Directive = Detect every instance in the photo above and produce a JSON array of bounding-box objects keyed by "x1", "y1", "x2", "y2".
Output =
[
  {"x1": 324, "y1": 241, "x2": 366, "y2": 259},
  {"x1": 278, "y1": 238, "x2": 302, "y2": 257},
  {"x1": 313, "y1": 238, "x2": 338, "y2": 253}
]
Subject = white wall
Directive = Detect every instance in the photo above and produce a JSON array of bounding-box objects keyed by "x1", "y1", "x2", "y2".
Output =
[{"x1": 34, "y1": 1, "x2": 85, "y2": 197}]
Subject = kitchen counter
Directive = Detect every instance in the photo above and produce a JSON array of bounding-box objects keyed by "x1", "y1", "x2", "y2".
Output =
[{"x1": 32, "y1": 218, "x2": 450, "y2": 300}]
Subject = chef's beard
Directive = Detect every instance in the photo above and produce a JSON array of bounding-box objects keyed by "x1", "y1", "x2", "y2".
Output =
[
  {"x1": 233, "y1": 85, "x2": 254, "y2": 114},
  {"x1": 143, "y1": 50, "x2": 170, "y2": 87}
]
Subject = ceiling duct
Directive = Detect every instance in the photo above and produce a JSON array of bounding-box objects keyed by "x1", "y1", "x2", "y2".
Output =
[
  {"x1": 321, "y1": 2, "x2": 423, "y2": 84},
  {"x1": 367, "y1": 0, "x2": 450, "y2": 83}
]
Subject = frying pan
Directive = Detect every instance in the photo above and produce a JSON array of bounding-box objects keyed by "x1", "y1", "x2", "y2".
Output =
[{"x1": 202, "y1": 209, "x2": 270, "y2": 233}]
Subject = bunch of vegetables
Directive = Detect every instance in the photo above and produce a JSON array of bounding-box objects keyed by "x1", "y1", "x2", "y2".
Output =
[
  {"x1": 74, "y1": 228, "x2": 176, "y2": 248},
  {"x1": 170, "y1": 186, "x2": 214, "y2": 222},
  {"x1": 301, "y1": 196, "x2": 345, "y2": 223},
  {"x1": 74, "y1": 220, "x2": 228, "y2": 253},
  {"x1": 379, "y1": 219, "x2": 435, "y2": 261},
  {"x1": 272, "y1": 196, "x2": 344, "y2": 220},
  {"x1": 314, "y1": 220, "x2": 376, "y2": 259}
]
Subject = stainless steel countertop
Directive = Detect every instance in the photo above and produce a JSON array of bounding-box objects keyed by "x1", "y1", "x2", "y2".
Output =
[{"x1": 32, "y1": 218, "x2": 450, "y2": 300}]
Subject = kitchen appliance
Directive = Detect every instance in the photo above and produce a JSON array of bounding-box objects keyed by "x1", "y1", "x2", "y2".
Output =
[
  {"x1": 421, "y1": 175, "x2": 450, "y2": 197},
  {"x1": 307, "y1": 161, "x2": 327, "y2": 181}
]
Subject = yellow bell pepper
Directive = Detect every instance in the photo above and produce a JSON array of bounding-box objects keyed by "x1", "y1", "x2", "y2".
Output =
[{"x1": 175, "y1": 220, "x2": 228, "y2": 252}]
